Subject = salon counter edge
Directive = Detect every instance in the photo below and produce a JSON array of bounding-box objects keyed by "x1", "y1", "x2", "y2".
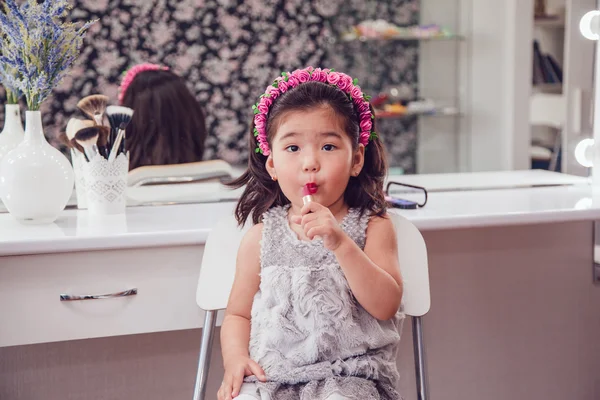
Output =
[{"x1": 0, "y1": 170, "x2": 597, "y2": 257}]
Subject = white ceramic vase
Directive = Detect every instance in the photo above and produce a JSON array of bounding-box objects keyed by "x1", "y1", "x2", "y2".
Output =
[
  {"x1": 0, "y1": 111, "x2": 74, "y2": 224},
  {"x1": 0, "y1": 104, "x2": 25, "y2": 164}
]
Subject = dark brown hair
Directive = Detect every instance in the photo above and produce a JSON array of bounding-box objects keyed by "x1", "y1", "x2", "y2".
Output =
[
  {"x1": 228, "y1": 80, "x2": 388, "y2": 226},
  {"x1": 121, "y1": 69, "x2": 207, "y2": 170}
]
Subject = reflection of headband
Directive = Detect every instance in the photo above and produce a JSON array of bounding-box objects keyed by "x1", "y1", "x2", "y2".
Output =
[
  {"x1": 118, "y1": 63, "x2": 169, "y2": 104},
  {"x1": 252, "y1": 66, "x2": 377, "y2": 156}
]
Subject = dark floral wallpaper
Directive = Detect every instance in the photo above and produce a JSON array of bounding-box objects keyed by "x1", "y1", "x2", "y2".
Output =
[{"x1": 0, "y1": 0, "x2": 419, "y2": 172}]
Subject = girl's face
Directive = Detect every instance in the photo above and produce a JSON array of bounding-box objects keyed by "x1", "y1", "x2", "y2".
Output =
[{"x1": 266, "y1": 106, "x2": 364, "y2": 210}]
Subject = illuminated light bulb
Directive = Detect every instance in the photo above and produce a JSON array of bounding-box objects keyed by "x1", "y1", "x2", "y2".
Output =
[
  {"x1": 575, "y1": 138, "x2": 595, "y2": 167},
  {"x1": 580, "y1": 10, "x2": 600, "y2": 40}
]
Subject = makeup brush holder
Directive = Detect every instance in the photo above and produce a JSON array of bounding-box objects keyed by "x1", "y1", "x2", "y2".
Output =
[
  {"x1": 71, "y1": 149, "x2": 88, "y2": 209},
  {"x1": 82, "y1": 152, "x2": 129, "y2": 215}
]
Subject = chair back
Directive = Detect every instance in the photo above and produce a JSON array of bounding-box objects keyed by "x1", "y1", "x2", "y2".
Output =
[{"x1": 196, "y1": 212, "x2": 430, "y2": 316}]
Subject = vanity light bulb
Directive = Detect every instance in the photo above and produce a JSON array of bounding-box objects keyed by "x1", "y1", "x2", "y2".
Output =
[
  {"x1": 574, "y1": 138, "x2": 595, "y2": 168},
  {"x1": 580, "y1": 10, "x2": 600, "y2": 41}
]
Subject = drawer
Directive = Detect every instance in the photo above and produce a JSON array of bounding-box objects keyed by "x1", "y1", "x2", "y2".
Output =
[{"x1": 0, "y1": 245, "x2": 205, "y2": 347}]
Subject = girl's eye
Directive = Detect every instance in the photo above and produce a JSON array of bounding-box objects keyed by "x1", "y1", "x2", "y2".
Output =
[
  {"x1": 323, "y1": 144, "x2": 336, "y2": 151},
  {"x1": 286, "y1": 145, "x2": 299, "y2": 152}
]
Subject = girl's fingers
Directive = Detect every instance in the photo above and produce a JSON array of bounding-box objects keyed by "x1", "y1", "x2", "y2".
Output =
[
  {"x1": 300, "y1": 201, "x2": 323, "y2": 215},
  {"x1": 307, "y1": 226, "x2": 328, "y2": 240},
  {"x1": 303, "y1": 220, "x2": 319, "y2": 236},
  {"x1": 248, "y1": 359, "x2": 267, "y2": 382},
  {"x1": 300, "y1": 213, "x2": 318, "y2": 227},
  {"x1": 221, "y1": 377, "x2": 233, "y2": 400},
  {"x1": 231, "y1": 370, "x2": 244, "y2": 398},
  {"x1": 222, "y1": 373, "x2": 237, "y2": 400},
  {"x1": 290, "y1": 215, "x2": 302, "y2": 224}
]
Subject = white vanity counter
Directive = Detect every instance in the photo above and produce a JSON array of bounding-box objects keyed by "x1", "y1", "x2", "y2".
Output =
[{"x1": 0, "y1": 170, "x2": 596, "y2": 256}]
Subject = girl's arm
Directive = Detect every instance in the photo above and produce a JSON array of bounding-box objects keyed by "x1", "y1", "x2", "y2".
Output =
[
  {"x1": 294, "y1": 202, "x2": 403, "y2": 320},
  {"x1": 333, "y1": 215, "x2": 403, "y2": 320},
  {"x1": 219, "y1": 223, "x2": 265, "y2": 400}
]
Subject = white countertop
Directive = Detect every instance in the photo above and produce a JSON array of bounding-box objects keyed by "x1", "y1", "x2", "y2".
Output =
[
  {"x1": 0, "y1": 170, "x2": 598, "y2": 256},
  {"x1": 387, "y1": 169, "x2": 588, "y2": 191}
]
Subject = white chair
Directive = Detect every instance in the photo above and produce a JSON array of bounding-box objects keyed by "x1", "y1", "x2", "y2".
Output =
[{"x1": 192, "y1": 212, "x2": 431, "y2": 400}]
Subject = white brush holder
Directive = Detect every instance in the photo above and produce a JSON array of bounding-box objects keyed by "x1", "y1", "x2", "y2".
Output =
[
  {"x1": 71, "y1": 149, "x2": 88, "y2": 209},
  {"x1": 82, "y1": 152, "x2": 129, "y2": 215}
]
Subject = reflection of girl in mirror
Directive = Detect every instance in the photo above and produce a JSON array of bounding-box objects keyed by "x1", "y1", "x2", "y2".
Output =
[{"x1": 119, "y1": 63, "x2": 207, "y2": 170}]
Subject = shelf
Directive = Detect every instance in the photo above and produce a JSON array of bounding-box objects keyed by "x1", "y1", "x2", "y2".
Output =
[
  {"x1": 376, "y1": 107, "x2": 461, "y2": 119},
  {"x1": 532, "y1": 83, "x2": 562, "y2": 93},
  {"x1": 534, "y1": 16, "x2": 565, "y2": 28}
]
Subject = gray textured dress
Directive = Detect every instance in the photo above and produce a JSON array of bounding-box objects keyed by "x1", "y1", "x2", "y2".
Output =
[{"x1": 245, "y1": 205, "x2": 404, "y2": 400}]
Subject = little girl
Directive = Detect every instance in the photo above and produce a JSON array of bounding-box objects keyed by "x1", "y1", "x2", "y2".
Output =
[{"x1": 220, "y1": 67, "x2": 404, "y2": 400}]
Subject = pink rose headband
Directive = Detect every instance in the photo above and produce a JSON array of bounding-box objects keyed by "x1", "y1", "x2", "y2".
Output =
[
  {"x1": 252, "y1": 67, "x2": 377, "y2": 156},
  {"x1": 118, "y1": 63, "x2": 170, "y2": 104}
]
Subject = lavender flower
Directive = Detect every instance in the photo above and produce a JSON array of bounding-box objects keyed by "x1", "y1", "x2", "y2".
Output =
[
  {"x1": 0, "y1": 35, "x2": 20, "y2": 103},
  {"x1": 0, "y1": 0, "x2": 97, "y2": 110}
]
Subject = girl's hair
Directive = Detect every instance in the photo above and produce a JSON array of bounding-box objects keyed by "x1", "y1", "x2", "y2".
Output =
[
  {"x1": 228, "y1": 80, "x2": 388, "y2": 226},
  {"x1": 121, "y1": 69, "x2": 207, "y2": 170}
]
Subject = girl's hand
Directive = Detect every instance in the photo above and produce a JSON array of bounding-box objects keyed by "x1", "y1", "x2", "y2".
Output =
[
  {"x1": 291, "y1": 202, "x2": 348, "y2": 251},
  {"x1": 218, "y1": 355, "x2": 266, "y2": 400}
]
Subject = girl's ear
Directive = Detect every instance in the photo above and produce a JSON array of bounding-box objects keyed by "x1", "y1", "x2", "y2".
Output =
[
  {"x1": 266, "y1": 154, "x2": 276, "y2": 180},
  {"x1": 352, "y1": 144, "x2": 365, "y2": 176}
]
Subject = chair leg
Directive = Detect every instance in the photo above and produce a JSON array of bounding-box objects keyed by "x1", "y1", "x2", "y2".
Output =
[
  {"x1": 412, "y1": 316, "x2": 429, "y2": 400},
  {"x1": 192, "y1": 310, "x2": 218, "y2": 400}
]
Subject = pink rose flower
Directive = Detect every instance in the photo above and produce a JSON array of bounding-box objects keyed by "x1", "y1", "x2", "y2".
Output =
[
  {"x1": 327, "y1": 71, "x2": 341, "y2": 86},
  {"x1": 287, "y1": 75, "x2": 299, "y2": 88},
  {"x1": 265, "y1": 85, "x2": 280, "y2": 100},
  {"x1": 294, "y1": 69, "x2": 310, "y2": 83},
  {"x1": 359, "y1": 132, "x2": 370, "y2": 146},
  {"x1": 357, "y1": 100, "x2": 370, "y2": 113},
  {"x1": 304, "y1": 66, "x2": 314, "y2": 73},
  {"x1": 360, "y1": 115, "x2": 372, "y2": 133},
  {"x1": 259, "y1": 141, "x2": 271, "y2": 156},
  {"x1": 310, "y1": 68, "x2": 321, "y2": 81},
  {"x1": 311, "y1": 68, "x2": 327, "y2": 83},
  {"x1": 278, "y1": 80, "x2": 290, "y2": 93},
  {"x1": 258, "y1": 102, "x2": 270, "y2": 115},
  {"x1": 337, "y1": 74, "x2": 352, "y2": 91},
  {"x1": 260, "y1": 96, "x2": 273, "y2": 109},
  {"x1": 254, "y1": 113, "x2": 266, "y2": 130},
  {"x1": 350, "y1": 86, "x2": 363, "y2": 101}
]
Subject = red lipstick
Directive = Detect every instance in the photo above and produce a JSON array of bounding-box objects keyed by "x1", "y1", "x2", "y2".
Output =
[{"x1": 302, "y1": 183, "x2": 318, "y2": 205}]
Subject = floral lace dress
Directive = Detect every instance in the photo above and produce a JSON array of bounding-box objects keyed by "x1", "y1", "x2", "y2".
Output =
[{"x1": 243, "y1": 205, "x2": 404, "y2": 400}]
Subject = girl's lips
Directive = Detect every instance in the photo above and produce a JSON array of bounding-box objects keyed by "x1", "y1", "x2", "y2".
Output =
[{"x1": 303, "y1": 182, "x2": 318, "y2": 196}]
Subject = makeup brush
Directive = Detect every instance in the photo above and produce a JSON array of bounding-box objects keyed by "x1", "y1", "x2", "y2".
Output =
[
  {"x1": 97, "y1": 126, "x2": 110, "y2": 159},
  {"x1": 58, "y1": 132, "x2": 84, "y2": 153},
  {"x1": 74, "y1": 126, "x2": 101, "y2": 161},
  {"x1": 66, "y1": 118, "x2": 95, "y2": 141},
  {"x1": 106, "y1": 105, "x2": 134, "y2": 162},
  {"x1": 77, "y1": 95, "x2": 109, "y2": 126}
]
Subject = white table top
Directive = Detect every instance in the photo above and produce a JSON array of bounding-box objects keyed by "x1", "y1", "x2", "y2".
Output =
[
  {"x1": 0, "y1": 170, "x2": 598, "y2": 256},
  {"x1": 387, "y1": 169, "x2": 588, "y2": 191}
]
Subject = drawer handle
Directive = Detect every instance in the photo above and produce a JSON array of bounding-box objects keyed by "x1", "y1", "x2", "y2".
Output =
[{"x1": 60, "y1": 288, "x2": 138, "y2": 302}]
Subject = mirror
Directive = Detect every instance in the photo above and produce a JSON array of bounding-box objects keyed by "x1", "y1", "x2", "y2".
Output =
[{"x1": 0, "y1": 0, "x2": 595, "y2": 209}]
